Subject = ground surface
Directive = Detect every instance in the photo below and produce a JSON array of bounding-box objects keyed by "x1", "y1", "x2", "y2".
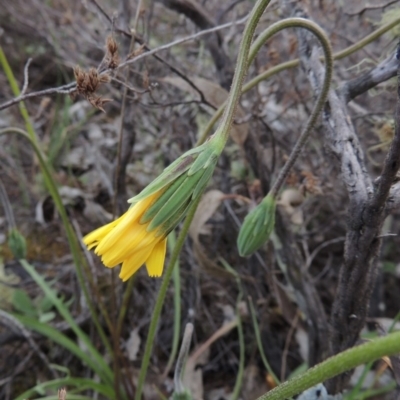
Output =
[{"x1": 1, "y1": 0, "x2": 400, "y2": 399}]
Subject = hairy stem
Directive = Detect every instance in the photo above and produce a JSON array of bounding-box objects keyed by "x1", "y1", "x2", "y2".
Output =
[
  {"x1": 211, "y1": 0, "x2": 272, "y2": 152},
  {"x1": 256, "y1": 330, "x2": 400, "y2": 400},
  {"x1": 267, "y1": 19, "x2": 333, "y2": 197},
  {"x1": 134, "y1": 195, "x2": 202, "y2": 400},
  {"x1": 136, "y1": 1, "x2": 275, "y2": 397},
  {"x1": 197, "y1": 16, "x2": 400, "y2": 146}
]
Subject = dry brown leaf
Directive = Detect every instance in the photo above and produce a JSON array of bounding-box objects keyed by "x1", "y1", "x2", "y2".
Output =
[
  {"x1": 277, "y1": 188, "x2": 304, "y2": 225},
  {"x1": 161, "y1": 76, "x2": 249, "y2": 145},
  {"x1": 189, "y1": 190, "x2": 233, "y2": 277},
  {"x1": 189, "y1": 189, "x2": 225, "y2": 242}
]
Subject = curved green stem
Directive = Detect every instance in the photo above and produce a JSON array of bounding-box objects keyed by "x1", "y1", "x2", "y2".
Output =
[
  {"x1": 197, "y1": 16, "x2": 400, "y2": 146},
  {"x1": 256, "y1": 330, "x2": 400, "y2": 399},
  {"x1": 0, "y1": 127, "x2": 112, "y2": 355},
  {"x1": 134, "y1": 195, "x2": 202, "y2": 400},
  {"x1": 211, "y1": 0, "x2": 272, "y2": 152},
  {"x1": 136, "y1": 1, "x2": 274, "y2": 397},
  {"x1": 266, "y1": 20, "x2": 332, "y2": 197}
]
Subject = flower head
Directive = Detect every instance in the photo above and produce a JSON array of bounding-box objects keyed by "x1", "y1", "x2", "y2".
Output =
[
  {"x1": 237, "y1": 193, "x2": 276, "y2": 257},
  {"x1": 83, "y1": 140, "x2": 219, "y2": 281}
]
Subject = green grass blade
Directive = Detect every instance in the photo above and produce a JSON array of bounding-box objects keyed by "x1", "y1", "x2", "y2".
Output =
[
  {"x1": 18, "y1": 259, "x2": 113, "y2": 385},
  {"x1": 12, "y1": 313, "x2": 112, "y2": 386},
  {"x1": 249, "y1": 296, "x2": 280, "y2": 385},
  {"x1": 0, "y1": 49, "x2": 113, "y2": 354},
  {"x1": 14, "y1": 377, "x2": 115, "y2": 400}
]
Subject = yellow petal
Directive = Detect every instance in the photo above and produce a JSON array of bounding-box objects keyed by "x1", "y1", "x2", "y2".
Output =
[
  {"x1": 145, "y1": 238, "x2": 167, "y2": 277},
  {"x1": 82, "y1": 216, "x2": 123, "y2": 248},
  {"x1": 98, "y1": 223, "x2": 149, "y2": 267},
  {"x1": 119, "y1": 244, "x2": 155, "y2": 281},
  {"x1": 95, "y1": 192, "x2": 160, "y2": 254}
]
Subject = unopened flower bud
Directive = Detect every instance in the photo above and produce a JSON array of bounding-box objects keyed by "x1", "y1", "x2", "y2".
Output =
[{"x1": 237, "y1": 194, "x2": 276, "y2": 257}]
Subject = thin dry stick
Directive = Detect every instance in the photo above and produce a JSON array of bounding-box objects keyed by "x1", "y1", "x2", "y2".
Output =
[
  {"x1": 119, "y1": 15, "x2": 248, "y2": 67},
  {"x1": 0, "y1": 16, "x2": 246, "y2": 111},
  {"x1": 280, "y1": 312, "x2": 299, "y2": 382},
  {"x1": 345, "y1": 0, "x2": 399, "y2": 15},
  {"x1": 113, "y1": 0, "x2": 143, "y2": 218}
]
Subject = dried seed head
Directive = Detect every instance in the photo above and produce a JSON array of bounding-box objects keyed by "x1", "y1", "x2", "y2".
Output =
[
  {"x1": 105, "y1": 35, "x2": 120, "y2": 69},
  {"x1": 73, "y1": 65, "x2": 112, "y2": 112},
  {"x1": 106, "y1": 36, "x2": 118, "y2": 55},
  {"x1": 87, "y1": 68, "x2": 100, "y2": 92},
  {"x1": 74, "y1": 65, "x2": 86, "y2": 93},
  {"x1": 88, "y1": 95, "x2": 113, "y2": 113}
]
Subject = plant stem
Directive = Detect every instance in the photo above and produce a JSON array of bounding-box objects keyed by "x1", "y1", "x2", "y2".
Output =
[
  {"x1": 0, "y1": 46, "x2": 36, "y2": 142},
  {"x1": 266, "y1": 19, "x2": 333, "y2": 197},
  {"x1": 134, "y1": 195, "x2": 202, "y2": 400},
  {"x1": 162, "y1": 231, "x2": 182, "y2": 379},
  {"x1": 256, "y1": 330, "x2": 400, "y2": 399},
  {"x1": 211, "y1": 0, "x2": 272, "y2": 152},
  {"x1": 197, "y1": 16, "x2": 400, "y2": 146},
  {"x1": 136, "y1": 1, "x2": 277, "y2": 397},
  {"x1": 249, "y1": 297, "x2": 280, "y2": 385},
  {"x1": 0, "y1": 127, "x2": 112, "y2": 355}
]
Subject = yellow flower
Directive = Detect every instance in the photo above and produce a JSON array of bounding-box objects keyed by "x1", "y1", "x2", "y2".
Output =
[
  {"x1": 83, "y1": 191, "x2": 167, "y2": 281},
  {"x1": 84, "y1": 138, "x2": 221, "y2": 281}
]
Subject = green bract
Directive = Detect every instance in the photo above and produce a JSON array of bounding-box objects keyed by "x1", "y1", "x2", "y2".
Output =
[
  {"x1": 128, "y1": 139, "x2": 219, "y2": 205},
  {"x1": 237, "y1": 193, "x2": 276, "y2": 257},
  {"x1": 131, "y1": 138, "x2": 220, "y2": 236}
]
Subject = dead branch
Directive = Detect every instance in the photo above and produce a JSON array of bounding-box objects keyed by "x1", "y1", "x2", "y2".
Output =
[
  {"x1": 0, "y1": 83, "x2": 76, "y2": 111},
  {"x1": 158, "y1": 0, "x2": 234, "y2": 89},
  {"x1": 0, "y1": 16, "x2": 246, "y2": 112},
  {"x1": 282, "y1": 0, "x2": 400, "y2": 393},
  {"x1": 344, "y1": 0, "x2": 399, "y2": 16},
  {"x1": 340, "y1": 52, "x2": 399, "y2": 103}
]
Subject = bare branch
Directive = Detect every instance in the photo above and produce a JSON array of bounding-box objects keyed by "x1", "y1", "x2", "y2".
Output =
[
  {"x1": 0, "y1": 17, "x2": 246, "y2": 111},
  {"x1": 345, "y1": 0, "x2": 400, "y2": 16},
  {"x1": 119, "y1": 15, "x2": 247, "y2": 67},
  {"x1": 283, "y1": 1, "x2": 400, "y2": 394},
  {"x1": 0, "y1": 83, "x2": 76, "y2": 111},
  {"x1": 385, "y1": 180, "x2": 400, "y2": 210},
  {"x1": 340, "y1": 52, "x2": 399, "y2": 103}
]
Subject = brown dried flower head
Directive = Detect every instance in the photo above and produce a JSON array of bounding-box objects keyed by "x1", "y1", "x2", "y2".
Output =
[
  {"x1": 73, "y1": 66, "x2": 112, "y2": 112},
  {"x1": 87, "y1": 95, "x2": 113, "y2": 113},
  {"x1": 105, "y1": 36, "x2": 120, "y2": 69}
]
